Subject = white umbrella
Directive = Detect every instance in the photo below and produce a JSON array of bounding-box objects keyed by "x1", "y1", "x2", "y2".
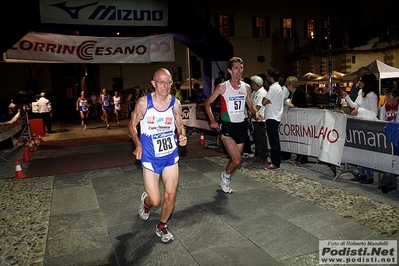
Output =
[{"x1": 180, "y1": 78, "x2": 203, "y2": 90}]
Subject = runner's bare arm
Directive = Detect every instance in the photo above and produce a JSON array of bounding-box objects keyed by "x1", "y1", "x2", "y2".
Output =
[
  {"x1": 245, "y1": 84, "x2": 264, "y2": 120},
  {"x1": 129, "y1": 96, "x2": 146, "y2": 159},
  {"x1": 174, "y1": 100, "x2": 187, "y2": 146},
  {"x1": 204, "y1": 83, "x2": 226, "y2": 128}
]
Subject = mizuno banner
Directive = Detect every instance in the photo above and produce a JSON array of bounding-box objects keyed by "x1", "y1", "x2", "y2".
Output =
[
  {"x1": 4, "y1": 32, "x2": 175, "y2": 63},
  {"x1": 39, "y1": 0, "x2": 168, "y2": 27}
]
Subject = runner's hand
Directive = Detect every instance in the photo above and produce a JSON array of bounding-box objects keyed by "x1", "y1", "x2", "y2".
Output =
[{"x1": 178, "y1": 135, "x2": 187, "y2": 146}]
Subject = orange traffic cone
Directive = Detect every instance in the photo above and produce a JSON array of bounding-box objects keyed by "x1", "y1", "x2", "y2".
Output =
[
  {"x1": 199, "y1": 132, "x2": 205, "y2": 145},
  {"x1": 23, "y1": 148, "x2": 31, "y2": 162},
  {"x1": 14, "y1": 161, "x2": 26, "y2": 179},
  {"x1": 28, "y1": 140, "x2": 35, "y2": 152}
]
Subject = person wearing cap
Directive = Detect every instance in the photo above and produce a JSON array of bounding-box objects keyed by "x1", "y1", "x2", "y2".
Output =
[{"x1": 249, "y1": 75, "x2": 268, "y2": 164}]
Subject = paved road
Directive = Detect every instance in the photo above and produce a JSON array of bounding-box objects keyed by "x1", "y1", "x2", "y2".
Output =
[{"x1": 0, "y1": 117, "x2": 398, "y2": 266}]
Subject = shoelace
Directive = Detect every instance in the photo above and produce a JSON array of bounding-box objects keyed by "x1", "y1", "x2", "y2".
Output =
[{"x1": 158, "y1": 225, "x2": 168, "y2": 234}]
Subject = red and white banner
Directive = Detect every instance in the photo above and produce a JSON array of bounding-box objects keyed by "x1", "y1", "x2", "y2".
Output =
[
  {"x1": 39, "y1": 0, "x2": 168, "y2": 27},
  {"x1": 4, "y1": 32, "x2": 174, "y2": 63},
  {"x1": 280, "y1": 109, "x2": 347, "y2": 166},
  {"x1": 0, "y1": 112, "x2": 22, "y2": 142}
]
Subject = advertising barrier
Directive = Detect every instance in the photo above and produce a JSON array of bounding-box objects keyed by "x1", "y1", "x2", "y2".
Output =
[
  {"x1": 0, "y1": 112, "x2": 22, "y2": 142},
  {"x1": 181, "y1": 104, "x2": 398, "y2": 175}
]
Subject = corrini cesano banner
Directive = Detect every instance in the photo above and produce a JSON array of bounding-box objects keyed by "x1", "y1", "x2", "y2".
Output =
[{"x1": 4, "y1": 32, "x2": 174, "y2": 63}]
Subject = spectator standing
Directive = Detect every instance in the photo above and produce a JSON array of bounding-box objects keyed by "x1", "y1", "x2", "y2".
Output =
[
  {"x1": 285, "y1": 76, "x2": 309, "y2": 164},
  {"x1": 204, "y1": 57, "x2": 263, "y2": 193},
  {"x1": 249, "y1": 75, "x2": 268, "y2": 163},
  {"x1": 127, "y1": 85, "x2": 141, "y2": 119},
  {"x1": 309, "y1": 84, "x2": 318, "y2": 107},
  {"x1": 128, "y1": 68, "x2": 187, "y2": 243},
  {"x1": 350, "y1": 67, "x2": 370, "y2": 102},
  {"x1": 174, "y1": 83, "x2": 184, "y2": 103},
  {"x1": 279, "y1": 77, "x2": 290, "y2": 108},
  {"x1": 262, "y1": 69, "x2": 284, "y2": 170},
  {"x1": 279, "y1": 76, "x2": 291, "y2": 160},
  {"x1": 214, "y1": 70, "x2": 227, "y2": 88},
  {"x1": 37, "y1": 92, "x2": 53, "y2": 134},
  {"x1": 76, "y1": 90, "x2": 90, "y2": 130},
  {"x1": 342, "y1": 72, "x2": 379, "y2": 184},
  {"x1": 378, "y1": 86, "x2": 399, "y2": 193}
]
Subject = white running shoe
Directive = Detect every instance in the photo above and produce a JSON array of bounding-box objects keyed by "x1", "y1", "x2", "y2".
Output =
[
  {"x1": 138, "y1": 192, "x2": 150, "y2": 221},
  {"x1": 155, "y1": 224, "x2": 174, "y2": 243},
  {"x1": 83, "y1": 124, "x2": 87, "y2": 130},
  {"x1": 219, "y1": 171, "x2": 233, "y2": 193}
]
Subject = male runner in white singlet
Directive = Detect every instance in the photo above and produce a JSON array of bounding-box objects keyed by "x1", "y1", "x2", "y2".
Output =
[
  {"x1": 205, "y1": 57, "x2": 263, "y2": 193},
  {"x1": 128, "y1": 68, "x2": 187, "y2": 243}
]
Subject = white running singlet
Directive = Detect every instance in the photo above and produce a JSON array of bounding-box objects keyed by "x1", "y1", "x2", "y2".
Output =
[{"x1": 140, "y1": 93, "x2": 178, "y2": 162}]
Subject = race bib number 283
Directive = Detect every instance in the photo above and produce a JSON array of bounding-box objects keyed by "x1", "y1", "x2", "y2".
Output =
[{"x1": 152, "y1": 131, "x2": 176, "y2": 157}]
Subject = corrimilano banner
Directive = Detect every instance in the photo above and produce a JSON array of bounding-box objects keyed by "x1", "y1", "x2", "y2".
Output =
[
  {"x1": 4, "y1": 32, "x2": 175, "y2": 63},
  {"x1": 280, "y1": 109, "x2": 347, "y2": 166}
]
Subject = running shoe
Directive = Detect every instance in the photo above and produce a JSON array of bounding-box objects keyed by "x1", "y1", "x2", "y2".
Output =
[
  {"x1": 155, "y1": 223, "x2": 174, "y2": 243},
  {"x1": 265, "y1": 164, "x2": 280, "y2": 171},
  {"x1": 83, "y1": 124, "x2": 87, "y2": 130},
  {"x1": 138, "y1": 192, "x2": 150, "y2": 221},
  {"x1": 219, "y1": 171, "x2": 233, "y2": 193},
  {"x1": 107, "y1": 125, "x2": 110, "y2": 129},
  {"x1": 81, "y1": 121, "x2": 84, "y2": 126}
]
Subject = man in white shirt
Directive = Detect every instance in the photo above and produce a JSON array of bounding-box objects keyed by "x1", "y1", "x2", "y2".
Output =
[
  {"x1": 262, "y1": 69, "x2": 284, "y2": 170},
  {"x1": 37, "y1": 92, "x2": 53, "y2": 133},
  {"x1": 250, "y1": 75, "x2": 268, "y2": 163}
]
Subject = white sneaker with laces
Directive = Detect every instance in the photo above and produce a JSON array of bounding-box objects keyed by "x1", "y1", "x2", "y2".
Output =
[
  {"x1": 219, "y1": 171, "x2": 233, "y2": 193},
  {"x1": 155, "y1": 224, "x2": 174, "y2": 243},
  {"x1": 138, "y1": 192, "x2": 150, "y2": 221}
]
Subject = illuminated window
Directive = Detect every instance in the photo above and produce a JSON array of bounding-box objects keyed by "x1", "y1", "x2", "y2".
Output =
[
  {"x1": 220, "y1": 15, "x2": 230, "y2": 36},
  {"x1": 306, "y1": 19, "x2": 315, "y2": 39},
  {"x1": 216, "y1": 14, "x2": 234, "y2": 37},
  {"x1": 253, "y1": 16, "x2": 270, "y2": 38},
  {"x1": 282, "y1": 18, "x2": 292, "y2": 39}
]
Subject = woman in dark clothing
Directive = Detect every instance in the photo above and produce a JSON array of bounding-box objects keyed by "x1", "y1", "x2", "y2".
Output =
[{"x1": 285, "y1": 76, "x2": 309, "y2": 164}]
